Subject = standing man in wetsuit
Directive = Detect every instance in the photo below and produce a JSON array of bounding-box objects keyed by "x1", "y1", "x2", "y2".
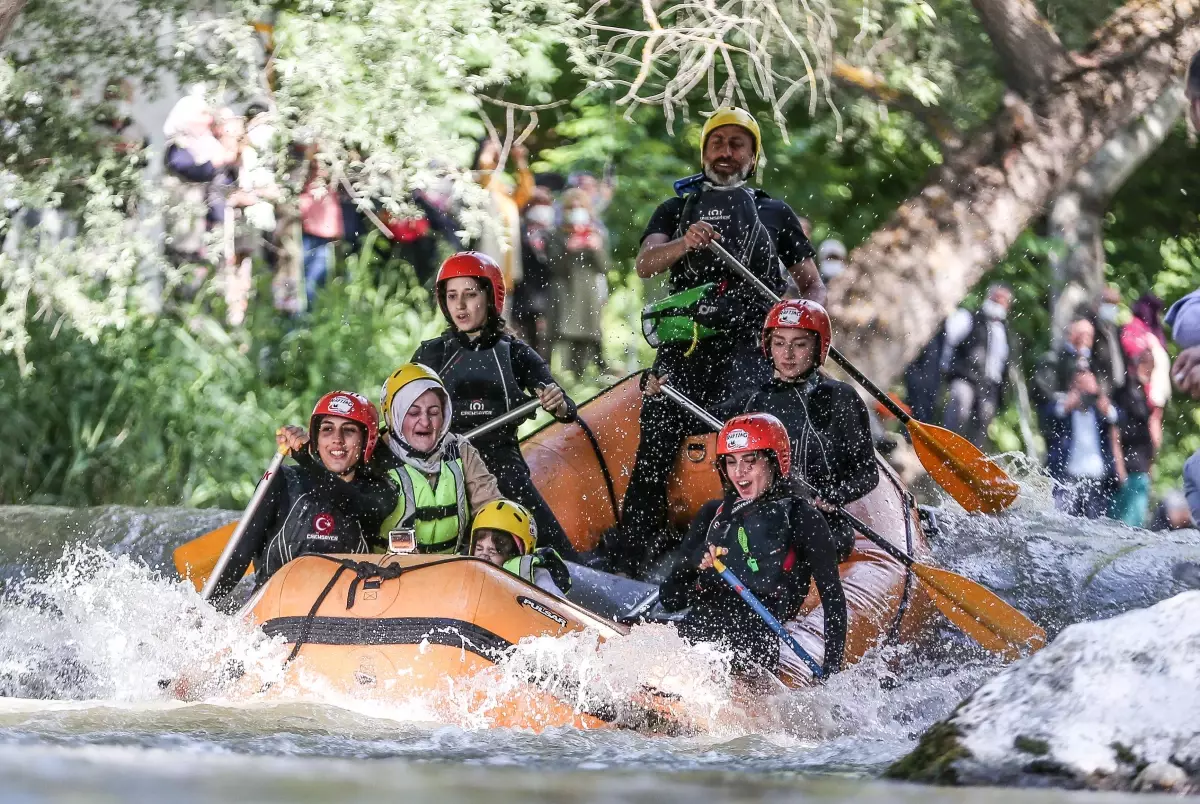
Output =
[{"x1": 605, "y1": 107, "x2": 825, "y2": 578}]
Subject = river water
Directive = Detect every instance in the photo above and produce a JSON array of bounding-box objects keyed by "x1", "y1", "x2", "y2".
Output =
[{"x1": 1, "y1": 478, "x2": 1197, "y2": 803}]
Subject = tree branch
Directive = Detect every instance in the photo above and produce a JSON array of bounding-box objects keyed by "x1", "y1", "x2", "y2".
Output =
[
  {"x1": 831, "y1": 57, "x2": 962, "y2": 149},
  {"x1": 827, "y1": 0, "x2": 1200, "y2": 389},
  {"x1": 970, "y1": 0, "x2": 1070, "y2": 96},
  {"x1": 0, "y1": 0, "x2": 27, "y2": 46}
]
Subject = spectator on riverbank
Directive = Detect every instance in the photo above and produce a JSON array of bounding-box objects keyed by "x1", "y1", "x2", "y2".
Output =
[
  {"x1": 1036, "y1": 318, "x2": 1120, "y2": 518},
  {"x1": 548, "y1": 188, "x2": 609, "y2": 375},
  {"x1": 1111, "y1": 349, "x2": 1157, "y2": 527},
  {"x1": 162, "y1": 95, "x2": 236, "y2": 279}
]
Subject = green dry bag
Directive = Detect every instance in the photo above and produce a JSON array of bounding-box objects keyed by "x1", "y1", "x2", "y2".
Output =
[{"x1": 641, "y1": 282, "x2": 718, "y2": 348}]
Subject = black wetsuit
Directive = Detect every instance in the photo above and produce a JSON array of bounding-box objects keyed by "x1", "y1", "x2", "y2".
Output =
[
  {"x1": 610, "y1": 186, "x2": 815, "y2": 577},
  {"x1": 720, "y1": 371, "x2": 879, "y2": 560},
  {"x1": 660, "y1": 492, "x2": 847, "y2": 676},
  {"x1": 412, "y1": 330, "x2": 579, "y2": 560},
  {"x1": 209, "y1": 451, "x2": 397, "y2": 604}
]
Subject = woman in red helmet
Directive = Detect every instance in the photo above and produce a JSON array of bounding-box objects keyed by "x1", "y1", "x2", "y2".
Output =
[
  {"x1": 208, "y1": 391, "x2": 398, "y2": 604},
  {"x1": 714, "y1": 299, "x2": 878, "y2": 561},
  {"x1": 660, "y1": 413, "x2": 846, "y2": 677},
  {"x1": 410, "y1": 251, "x2": 579, "y2": 560}
]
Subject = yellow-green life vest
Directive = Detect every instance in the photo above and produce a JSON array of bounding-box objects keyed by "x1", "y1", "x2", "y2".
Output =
[
  {"x1": 502, "y1": 554, "x2": 538, "y2": 583},
  {"x1": 501, "y1": 549, "x2": 571, "y2": 593},
  {"x1": 381, "y1": 459, "x2": 469, "y2": 554}
]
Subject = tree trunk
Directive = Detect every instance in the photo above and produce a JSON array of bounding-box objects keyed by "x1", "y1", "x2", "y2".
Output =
[
  {"x1": 1047, "y1": 85, "x2": 1186, "y2": 340},
  {"x1": 827, "y1": 0, "x2": 1200, "y2": 389},
  {"x1": 0, "y1": 0, "x2": 26, "y2": 46}
]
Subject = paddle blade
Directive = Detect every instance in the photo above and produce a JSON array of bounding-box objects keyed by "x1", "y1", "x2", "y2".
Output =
[
  {"x1": 908, "y1": 421, "x2": 1019, "y2": 514},
  {"x1": 914, "y1": 562, "x2": 1046, "y2": 660},
  {"x1": 173, "y1": 521, "x2": 245, "y2": 593}
]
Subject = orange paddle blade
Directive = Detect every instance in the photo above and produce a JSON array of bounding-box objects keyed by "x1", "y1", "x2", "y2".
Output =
[
  {"x1": 172, "y1": 521, "x2": 252, "y2": 592},
  {"x1": 913, "y1": 562, "x2": 1046, "y2": 659},
  {"x1": 908, "y1": 421, "x2": 1019, "y2": 514}
]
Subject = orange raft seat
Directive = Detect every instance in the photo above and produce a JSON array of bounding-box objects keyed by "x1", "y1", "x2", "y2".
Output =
[{"x1": 245, "y1": 552, "x2": 671, "y2": 731}]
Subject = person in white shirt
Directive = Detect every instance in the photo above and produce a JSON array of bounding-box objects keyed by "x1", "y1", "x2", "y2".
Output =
[{"x1": 940, "y1": 284, "x2": 1013, "y2": 448}]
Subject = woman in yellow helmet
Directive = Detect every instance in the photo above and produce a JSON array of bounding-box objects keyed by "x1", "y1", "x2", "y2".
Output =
[
  {"x1": 470, "y1": 499, "x2": 571, "y2": 597},
  {"x1": 374, "y1": 363, "x2": 504, "y2": 553}
]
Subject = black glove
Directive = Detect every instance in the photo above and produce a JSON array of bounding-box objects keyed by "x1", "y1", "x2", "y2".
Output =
[{"x1": 535, "y1": 547, "x2": 572, "y2": 593}]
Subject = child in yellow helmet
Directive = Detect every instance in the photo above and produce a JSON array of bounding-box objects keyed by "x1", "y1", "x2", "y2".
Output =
[{"x1": 470, "y1": 500, "x2": 572, "y2": 597}]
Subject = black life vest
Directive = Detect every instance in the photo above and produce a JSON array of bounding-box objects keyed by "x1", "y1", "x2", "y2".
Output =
[
  {"x1": 706, "y1": 495, "x2": 800, "y2": 607},
  {"x1": 257, "y1": 466, "x2": 369, "y2": 585},
  {"x1": 432, "y1": 335, "x2": 526, "y2": 445},
  {"x1": 672, "y1": 187, "x2": 783, "y2": 297}
]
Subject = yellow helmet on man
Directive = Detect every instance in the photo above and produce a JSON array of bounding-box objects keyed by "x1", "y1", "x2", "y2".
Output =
[{"x1": 700, "y1": 107, "x2": 763, "y2": 173}]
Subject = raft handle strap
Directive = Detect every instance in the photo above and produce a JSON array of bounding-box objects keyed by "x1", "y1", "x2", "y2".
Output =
[
  {"x1": 575, "y1": 415, "x2": 620, "y2": 526},
  {"x1": 281, "y1": 556, "x2": 470, "y2": 663}
]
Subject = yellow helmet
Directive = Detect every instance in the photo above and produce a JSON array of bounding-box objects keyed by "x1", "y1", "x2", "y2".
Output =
[
  {"x1": 700, "y1": 107, "x2": 762, "y2": 172},
  {"x1": 470, "y1": 499, "x2": 537, "y2": 555},
  {"x1": 379, "y1": 363, "x2": 451, "y2": 450}
]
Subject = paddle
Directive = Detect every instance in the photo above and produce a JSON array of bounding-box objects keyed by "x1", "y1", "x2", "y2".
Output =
[
  {"x1": 711, "y1": 556, "x2": 825, "y2": 679},
  {"x1": 174, "y1": 397, "x2": 546, "y2": 594},
  {"x1": 658, "y1": 383, "x2": 1046, "y2": 660},
  {"x1": 198, "y1": 447, "x2": 288, "y2": 601},
  {"x1": 706, "y1": 240, "x2": 1020, "y2": 515}
]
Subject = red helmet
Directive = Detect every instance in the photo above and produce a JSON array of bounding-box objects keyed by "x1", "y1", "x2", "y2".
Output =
[
  {"x1": 436, "y1": 251, "x2": 505, "y2": 323},
  {"x1": 310, "y1": 391, "x2": 380, "y2": 464},
  {"x1": 762, "y1": 299, "x2": 832, "y2": 366},
  {"x1": 716, "y1": 412, "x2": 792, "y2": 480}
]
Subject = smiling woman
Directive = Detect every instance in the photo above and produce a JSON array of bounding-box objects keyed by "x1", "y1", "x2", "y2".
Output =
[{"x1": 206, "y1": 391, "x2": 398, "y2": 605}]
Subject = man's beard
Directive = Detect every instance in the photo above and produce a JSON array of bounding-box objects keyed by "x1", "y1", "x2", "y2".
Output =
[{"x1": 703, "y1": 159, "x2": 752, "y2": 187}]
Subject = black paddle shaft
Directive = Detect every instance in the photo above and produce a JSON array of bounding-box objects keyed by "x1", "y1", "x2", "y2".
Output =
[{"x1": 704, "y1": 241, "x2": 914, "y2": 427}]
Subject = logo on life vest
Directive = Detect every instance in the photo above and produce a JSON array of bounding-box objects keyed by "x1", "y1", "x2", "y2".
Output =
[
  {"x1": 518, "y1": 596, "x2": 567, "y2": 627},
  {"x1": 327, "y1": 395, "x2": 355, "y2": 415},
  {"x1": 468, "y1": 400, "x2": 487, "y2": 414},
  {"x1": 725, "y1": 428, "x2": 750, "y2": 450},
  {"x1": 313, "y1": 513, "x2": 335, "y2": 536},
  {"x1": 778, "y1": 307, "x2": 802, "y2": 326}
]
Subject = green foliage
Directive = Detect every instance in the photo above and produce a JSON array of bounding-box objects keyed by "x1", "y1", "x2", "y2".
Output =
[{"x1": 1, "y1": 255, "x2": 442, "y2": 508}]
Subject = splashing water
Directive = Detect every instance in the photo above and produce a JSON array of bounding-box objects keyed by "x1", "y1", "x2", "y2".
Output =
[
  {"x1": 0, "y1": 542, "x2": 994, "y2": 755},
  {"x1": 2, "y1": 492, "x2": 1189, "y2": 801},
  {"x1": 0, "y1": 546, "x2": 288, "y2": 702}
]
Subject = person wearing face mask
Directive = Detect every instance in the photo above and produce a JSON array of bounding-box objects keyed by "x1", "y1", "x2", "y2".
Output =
[
  {"x1": 608, "y1": 107, "x2": 823, "y2": 578},
  {"x1": 816, "y1": 239, "x2": 847, "y2": 283},
  {"x1": 513, "y1": 187, "x2": 557, "y2": 359},
  {"x1": 1088, "y1": 285, "x2": 1127, "y2": 397},
  {"x1": 374, "y1": 363, "x2": 503, "y2": 553},
  {"x1": 1035, "y1": 318, "x2": 1120, "y2": 517},
  {"x1": 207, "y1": 392, "x2": 398, "y2": 605},
  {"x1": 547, "y1": 188, "x2": 610, "y2": 375},
  {"x1": 704, "y1": 300, "x2": 877, "y2": 562},
  {"x1": 939, "y1": 284, "x2": 1014, "y2": 449},
  {"x1": 410, "y1": 253, "x2": 580, "y2": 560},
  {"x1": 659, "y1": 413, "x2": 846, "y2": 677}
]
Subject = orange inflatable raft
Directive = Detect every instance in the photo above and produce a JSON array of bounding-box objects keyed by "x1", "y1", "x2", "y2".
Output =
[{"x1": 246, "y1": 374, "x2": 935, "y2": 726}]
